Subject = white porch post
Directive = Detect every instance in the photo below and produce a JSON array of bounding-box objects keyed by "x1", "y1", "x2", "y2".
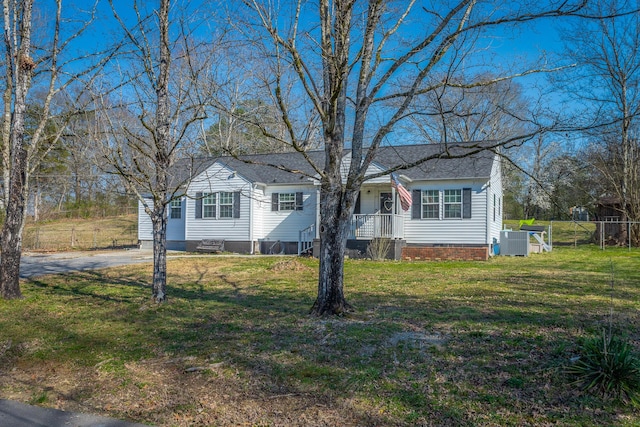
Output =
[
  {"x1": 315, "y1": 185, "x2": 321, "y2": 239},
  {"x1": 249, "y1": 185, "x2": 254, "y2": 254},
  {"x1": 391, "y1": 186, "x2": 397, "y2": 214}
]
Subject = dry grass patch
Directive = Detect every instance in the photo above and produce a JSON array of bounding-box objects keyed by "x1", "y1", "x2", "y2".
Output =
[
  {"x1": 22, "y1": 215, "x2": 138, "y2": 251},
  {"x1": 270, "y1": 258, "x2": 314, "y2": 272}
]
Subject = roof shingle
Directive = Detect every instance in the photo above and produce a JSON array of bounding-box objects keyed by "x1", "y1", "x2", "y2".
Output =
[{"x1": 187, "y1": 143, "x2": 495, "y2": 185}]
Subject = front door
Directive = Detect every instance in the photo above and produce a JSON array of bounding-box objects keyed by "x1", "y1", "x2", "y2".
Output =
[{"x1": 380, "y1": 192, "x2": 393, "y2": 214}]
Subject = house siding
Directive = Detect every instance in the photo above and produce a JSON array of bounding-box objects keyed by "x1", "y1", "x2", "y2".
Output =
[
  {"x1": 138, "y1": 197, "x2": 186, "y2": 249},
  {"x1": 251, "y1": 187, "x2": 265, "y2": 242},
  {"x1": 257, "y1": 185, "x2": 317, "y2": 242},
  {"x1": 185, "y1": 163, "x2": 253, "y2": 242},
  {"x1": 403, "y1": 179, "x2": 490, "y2": 245},
  {"x1": 138, "y1": 199, "x2": 153, "y2": 241},
  {"x1": 488, "y1": 156, "x2": 503, "y2": 245}
]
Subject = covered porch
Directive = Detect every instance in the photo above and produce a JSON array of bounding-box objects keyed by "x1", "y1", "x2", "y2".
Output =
[
  {"x1": 349, "y1": 213, "x2": 404, "y2": 239},
  {"x1": 349, "y1": 182, "x2": 408, "y2": 239},
  {"x1": 300, "y1": 182, "x2": 409, "y2": 256}
]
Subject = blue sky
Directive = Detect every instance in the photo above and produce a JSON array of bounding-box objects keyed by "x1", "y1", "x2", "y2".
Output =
[{"x1": 62, "y1": 1, "x2": 585, "y2": 144}]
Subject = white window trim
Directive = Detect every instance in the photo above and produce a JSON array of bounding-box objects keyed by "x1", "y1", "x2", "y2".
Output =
[
  {"x1": 421, "y1": 190, "x2": 440, "y2": 220},
  {"x1": 278, "y1": 192, "x2": 296, "y2": 211},
  {"x1": 202, "y1": 192, "x2": 217, "y2": 218},
  {"x1": 443, "y1": 189, "x2": 463, "y2": 219},
  {"x1": 219, "y1": 191, "x2": 234, "y2": 218},
  {"x1": 170, "y1": 199, "x2": 182, "y2": 219}
]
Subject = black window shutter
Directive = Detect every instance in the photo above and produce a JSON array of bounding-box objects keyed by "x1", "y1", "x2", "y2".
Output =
[
  {"x1": 411, "y1": 190, "x2": 421, "y2": 219},
  {"x1": 271, "y1": 193, "x2": 279, "y2": 211},
  {"x1": 233, "y1": 192, "x2": 241, "y2": 218},
  {"x1": 295, "y1": 192, "x2": 304, "y2": 211},
  {"x1": 463, "y1": 188, "x2": 472, "y2": 218},
  {"x1": 195, "y1": 192, "x2": 202, "y2": 219},
  {"x1": 354, "y1": 192, "x2": 361, "y2": 214}
]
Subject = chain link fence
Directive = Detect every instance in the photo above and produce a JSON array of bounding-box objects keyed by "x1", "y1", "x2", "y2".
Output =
[{"x1": 505, "y1": 220, "x2": 640, "y2": 251}]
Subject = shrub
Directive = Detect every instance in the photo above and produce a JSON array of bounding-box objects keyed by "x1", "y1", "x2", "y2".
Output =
[
  {"x1": 567, "y1": 332, "x2": 640, "y2": 406},
  {"x1": 366, "y1": 238, "x2": 391, "y2": 260}
]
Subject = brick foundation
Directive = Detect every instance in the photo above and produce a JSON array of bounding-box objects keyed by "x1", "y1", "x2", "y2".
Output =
[{"x1": 401, "y1": 245, "x2": 489, "y2": 261}]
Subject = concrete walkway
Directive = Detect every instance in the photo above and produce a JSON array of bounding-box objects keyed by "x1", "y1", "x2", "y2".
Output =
[{"x1": 0, "y1": 399, "x2": 151, "y2": 427}]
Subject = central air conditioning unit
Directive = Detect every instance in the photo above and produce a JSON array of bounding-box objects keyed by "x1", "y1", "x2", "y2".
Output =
[{"x1": 500, "y1": 230, "x2": 530, "y2": 256}]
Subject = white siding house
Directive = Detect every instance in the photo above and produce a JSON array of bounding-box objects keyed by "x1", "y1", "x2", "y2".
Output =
[{"x1": 138, "y1": 144, "x2": 503, "y2": 260}]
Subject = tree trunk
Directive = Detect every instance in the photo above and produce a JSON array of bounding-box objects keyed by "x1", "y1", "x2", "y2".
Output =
[
  {"x1": 33, "y1": 178, "x2": 39, "y2": 222},
  {"x1": 151, "y1": 0, "x2": 171, "y2": 303},
  {"x1": 311, "y1": 181, "x2": 357, "y2": 316},
  {"x1": 0, "y1": 0, "x2": 34, "y2": 300},
  {"x1": 151, "y1": 209, "x2": 167, "y2": 303},
  {"x1": 74, "y1": 169, "x2": 82, "y2": 204},
  {"x1": 0, "y1": 135, "x2": 28, "y2": 300},
  {"x1": 2, "y1": 81, "x2": 11, "y2": 209}
]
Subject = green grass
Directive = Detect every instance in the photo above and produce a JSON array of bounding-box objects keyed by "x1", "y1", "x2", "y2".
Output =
[{"x1": 1, "y1": 248, "x2": 640, "y2": 425}]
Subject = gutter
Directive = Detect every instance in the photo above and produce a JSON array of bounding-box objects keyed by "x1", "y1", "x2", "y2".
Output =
[{"x1": 250, "y1": 184, "x2": 256, "y2": 254}]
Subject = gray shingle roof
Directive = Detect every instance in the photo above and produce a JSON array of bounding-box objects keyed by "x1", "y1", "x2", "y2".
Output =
[
  {"x1": 169, "y1": 157, "x2": 218, "y2": 188},
  {"x1": 189, "y1": 143, "x2": 495, "y2": 185},
  {"x1": 373, "y1": 143, "x2": 495, "y2": 181},
  {"x1": 217, "y1": 151, "x2": 325, "y2": 185}
]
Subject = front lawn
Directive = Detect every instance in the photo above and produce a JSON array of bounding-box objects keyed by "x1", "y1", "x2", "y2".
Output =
[{"x1": 1, "y1": 246, "x2": 639, "y2": 426}]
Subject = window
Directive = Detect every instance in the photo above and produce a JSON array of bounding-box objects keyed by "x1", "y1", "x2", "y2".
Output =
[
  {"x1": 444, "y1": 189, "x2": 462, "y2": 218},
  {"x1": 271, "y1": 192, "x2": 303, "y2": 211},
  {"x1": 421, "y1": 190, "x2": 439, "y2": 219},
  {"x1": 279, "y1": 193, "x2": 296, "y2": 211},
  {"x1": 219, "y1": 192, "x2": 234, "y2": 218},
  {"x1": 412, "y1": 188, "x2": 470, "y2": 220},
  {"x1": 203, "y1": 193, "x2": 216, "y2": 218},
  {"x1": 195, "y1": 191, "x2": 240, "y2": 219},
  {"x1": 170, "y1": 199, "x2": 182, "y2": 219}
]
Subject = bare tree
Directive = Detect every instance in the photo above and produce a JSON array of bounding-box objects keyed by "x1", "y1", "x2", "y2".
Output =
[
  {"x1": 0, "y1": 0, "x2": 102, "y2": 299},
  {"x1": 100, "y1": 0, "x2": 218, "y2": 302},
  {"x1": 559, "y1": 0, "x2": 640, "y2": 237},
  {"x1": 202, "y1": 99, "x2": 293, "y2": 156},
  {"x1": 239, "y1": 1, "x2": 631, "y2": 315},
  {"x1": 554, "y1": 0, "x2": 640, "y2": 245},
  {"x1": 200, "y1": 42, "x2": 323, "y2": 156},
  {"x1": 409, "y1": 77, "x2": 531, "y2": 144}
]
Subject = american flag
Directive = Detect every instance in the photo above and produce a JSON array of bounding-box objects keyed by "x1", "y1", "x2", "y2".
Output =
[{"x1": 390, "y1": 173, "x2": 412, "y2": 211}]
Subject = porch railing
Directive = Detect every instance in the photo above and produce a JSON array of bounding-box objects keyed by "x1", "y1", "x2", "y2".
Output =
[
  {"x1": 350, "y1": 214, "x2": 404, "y2": 239},
  {"x1": 298, "y1": 223, "x2": 315, "y2": 255}
]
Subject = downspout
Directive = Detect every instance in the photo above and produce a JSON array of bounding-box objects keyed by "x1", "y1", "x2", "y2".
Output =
[
  {"x1": 249, "y1": 184, "x2": 255, "y2": 254},
  {"x1": 315, "y1": 184, "x2": 321, "y2": 239},
  {"x1": 485, "y1": 182, "x2": 491, "y2": 247}
]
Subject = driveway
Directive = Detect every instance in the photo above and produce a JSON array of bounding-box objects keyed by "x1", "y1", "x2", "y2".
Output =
[
  {"x1": 19, "y1": 249, "x2": 155, "y2": 279},
  {"x1": 0, "y1": 399, "x2": 150, "y2": 427}
]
